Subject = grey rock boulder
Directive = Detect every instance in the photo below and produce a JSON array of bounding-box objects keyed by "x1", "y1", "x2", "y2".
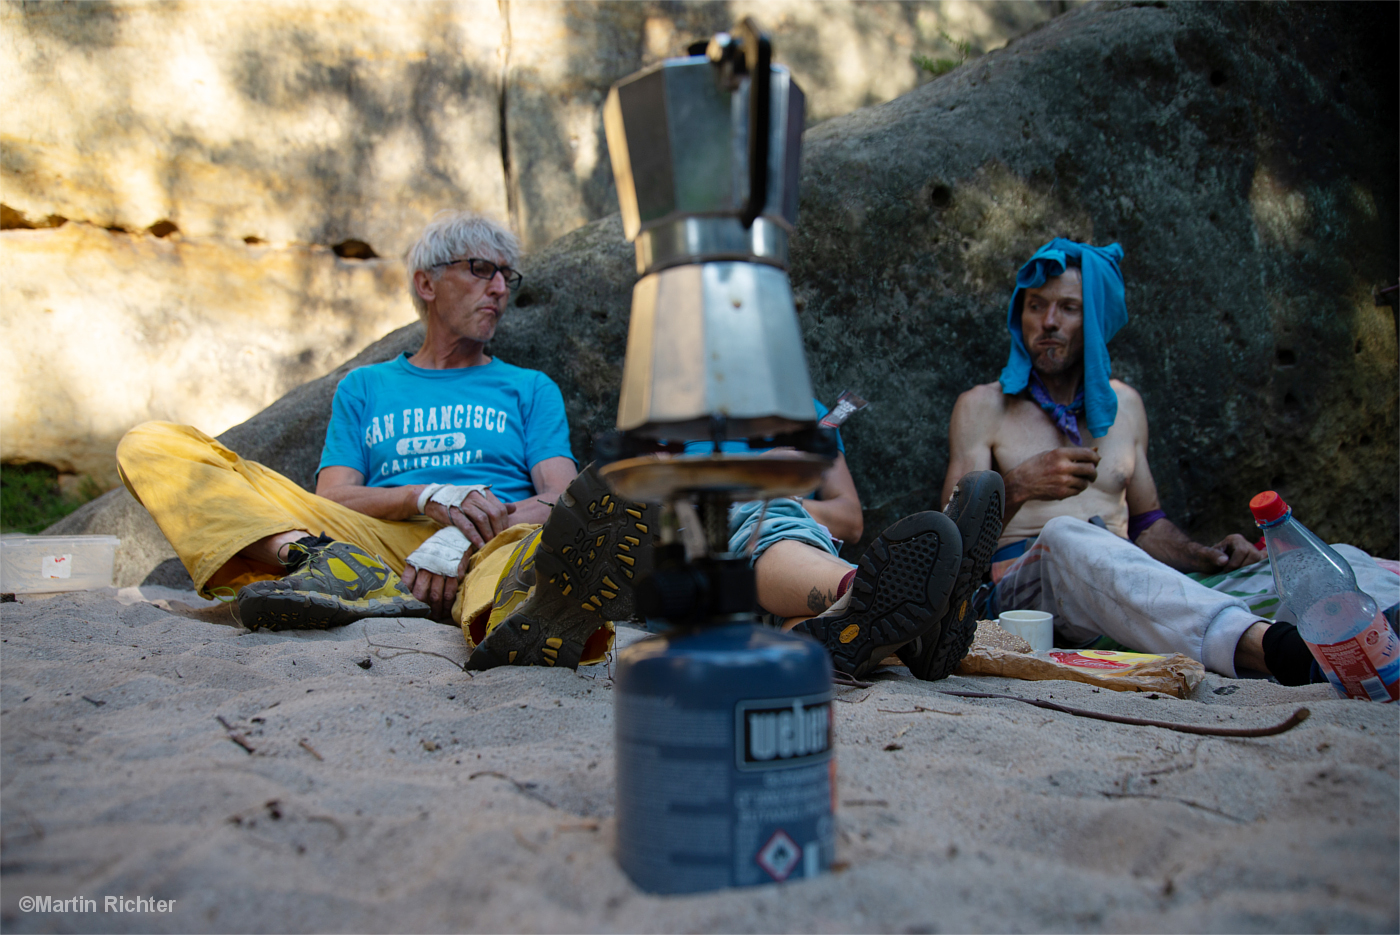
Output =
[{"x1": 787, "y1": 0, "x2": 1397, "y2": 556}]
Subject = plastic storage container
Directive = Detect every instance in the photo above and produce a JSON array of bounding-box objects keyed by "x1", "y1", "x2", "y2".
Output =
[
  {"x1": 1250, "y1": 491, "x2": 1398, "y2": 702},
  {"x1": 0, "y1": 535, "x2": 121, "y2": 594}
]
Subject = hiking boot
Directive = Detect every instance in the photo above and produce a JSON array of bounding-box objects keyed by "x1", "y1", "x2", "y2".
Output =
[
  {"x1": 235, "y1": 535, "x2": 430, "y2": 630},
  {"x1": 793, "y1": 511, "x2": 961, "y2": 679},
  {"x1": 461, "y1": 525, "x2": 619, "y2": 664},
  {"x1": 898, "y1": 471, "x2": 1004, "y2": 681},
  {"x1": 465, "y1": 463, "x2": 658, "y2": 670}
]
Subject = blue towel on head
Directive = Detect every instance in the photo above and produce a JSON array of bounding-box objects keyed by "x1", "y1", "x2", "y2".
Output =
[{"x1": 998, "y1": 238, "x2": 1126, "y2": 440}]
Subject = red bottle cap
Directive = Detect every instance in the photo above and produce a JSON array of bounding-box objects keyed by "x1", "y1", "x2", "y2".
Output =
[{"x1": 1249, "y1": 490, "x2": 1289, "y2": 524}]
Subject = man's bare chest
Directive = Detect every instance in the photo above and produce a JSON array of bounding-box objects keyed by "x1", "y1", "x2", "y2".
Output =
[{"x1": 991, "y1": 398, "x2": 1134, "y2": 493}]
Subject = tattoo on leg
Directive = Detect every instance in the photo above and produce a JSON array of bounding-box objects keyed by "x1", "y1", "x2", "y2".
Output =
[{"x1": 807, "y1": 586, "x2": 837, "y2": 614}]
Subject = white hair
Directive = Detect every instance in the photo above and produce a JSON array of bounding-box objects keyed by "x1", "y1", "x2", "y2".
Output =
[{"x1": 406, "y1": 211, "x2": 522, "y2": 319}]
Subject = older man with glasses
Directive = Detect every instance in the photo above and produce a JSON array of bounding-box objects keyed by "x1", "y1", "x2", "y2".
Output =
[{"x1": 116, "y1": 211, "x2": 653, "y2": 666}]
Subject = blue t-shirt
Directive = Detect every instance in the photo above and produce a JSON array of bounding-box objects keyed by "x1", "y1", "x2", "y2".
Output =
[
  {"x1": 318, "y1": 354, "x2": 575, "y2": 503},
  {"x1": 680, "y1": 400, "x2": 846, "y2": 456}
]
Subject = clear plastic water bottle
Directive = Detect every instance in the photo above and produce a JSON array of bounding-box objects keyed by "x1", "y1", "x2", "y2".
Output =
[{"x1": 1250, "y1": 491, "x2": 1399, "y2": 702}]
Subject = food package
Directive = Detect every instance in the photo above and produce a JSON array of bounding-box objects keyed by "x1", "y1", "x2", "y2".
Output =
[{"x1": 955, "y1": 621, "x2": 1205, "y2": 698}]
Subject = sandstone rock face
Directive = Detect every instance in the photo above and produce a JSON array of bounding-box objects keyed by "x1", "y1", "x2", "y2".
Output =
[
  {"x1": 3, "y1": 0, "x2": 1055, "y2": 255},
  {"x1": 47, "y1": 1, "x2": 1399, "y2": 585},
  {"x1": 0, "y1": 223, "x2": 415, "y2": 485},
  {"x1": 1, "y1": 0, "x2": 508, "y2": 257},
  {"x1": 2, "y1": 0, "x2": 1060, "y2": 488}
]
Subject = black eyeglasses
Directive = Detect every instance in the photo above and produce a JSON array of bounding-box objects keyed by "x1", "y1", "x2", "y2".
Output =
[{"x1": 432, "y1": 257, "x2": 523, "y2": 289}]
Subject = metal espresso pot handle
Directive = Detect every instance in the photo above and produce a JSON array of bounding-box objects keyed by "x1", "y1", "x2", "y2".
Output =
[
  {"x1": 697, "y1": 19, "x2": 771, "y2": 228},
  {"x1": 735, "y1": 20, "x2": 770, "y2": 228}
]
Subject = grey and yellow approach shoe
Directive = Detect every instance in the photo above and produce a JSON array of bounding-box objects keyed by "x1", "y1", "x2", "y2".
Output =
[
  {"x1": 235, "y1": 535, "x2": 431, "y2": 631},
  {"x1": 465, "y1": 463, "x2": 658, "y2": 671},
  {"x1": 898, "y1": 471, "x2": 1005, "y2": 681},
  {"x1": 793, "y1": 511, "x2": 962, "y2": 680}
]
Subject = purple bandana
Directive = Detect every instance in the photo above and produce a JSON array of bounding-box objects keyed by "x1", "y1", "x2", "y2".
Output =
[{"x1": 1028, "y1": 370, "x2": 1085, "y2": 446}]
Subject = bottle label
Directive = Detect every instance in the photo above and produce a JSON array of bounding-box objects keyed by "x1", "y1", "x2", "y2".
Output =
[
  {"x1": 1305, "y1": 610, "x2": 1400, "y2": 702},
  {"x1": 735, "y1": 694, "x2": 833, "y2": 771}
]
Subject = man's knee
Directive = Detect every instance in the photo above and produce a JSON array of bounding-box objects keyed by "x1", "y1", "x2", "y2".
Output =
[
  {"x1": 1038, "y1": 514, "x2": 1085, "y2": 546},
  {"x1": 116, "y1": 421, "x2": 189, "y2": 465},
  {"x1": 116, "y1": 422, "x2": 181, "y2": 503},
  {"x1": 117, "y1": 422, "x2": 231, "y2": 504},
  {"x1": 117, "y1": 421, "x2": 231, "y2": 467}
]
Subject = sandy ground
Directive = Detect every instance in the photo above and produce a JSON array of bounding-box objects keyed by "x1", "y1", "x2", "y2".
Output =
[{"x1": 1, "y1": 587, "x2": 1396, "y2": 934}]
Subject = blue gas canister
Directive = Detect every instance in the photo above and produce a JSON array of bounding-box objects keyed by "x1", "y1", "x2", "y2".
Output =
[{"x1": 615, "y1": 622, "x2": 835, "y2": 894}]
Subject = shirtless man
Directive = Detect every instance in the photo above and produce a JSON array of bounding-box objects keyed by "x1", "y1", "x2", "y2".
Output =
[{"x1": 942, "y1": 238, "x2": 1398, "y2": 681}]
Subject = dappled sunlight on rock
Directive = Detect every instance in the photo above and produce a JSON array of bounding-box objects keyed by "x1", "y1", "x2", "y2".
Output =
[
  {"x1": 942, "y1": 160, "x2": 1095, "y2": 294},
  {"x1": 0, "y1": 223, "x2": 413, "y2": 484},
  {"x1": 0, "y1": 1, "x2": 508, "y2": 254},
  {"x1": 1249, "y1": 164, "x2": 1312, "y2": 254}
]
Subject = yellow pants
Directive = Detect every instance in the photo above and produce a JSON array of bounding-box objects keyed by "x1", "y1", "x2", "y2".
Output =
[{"x1": 116, "y1": 421, "x2": 533, "y2": 639}]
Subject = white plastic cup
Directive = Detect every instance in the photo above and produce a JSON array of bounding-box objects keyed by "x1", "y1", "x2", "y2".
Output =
[{"x1": 998, "y1": 610, "x2": 1054, "y2": 653}]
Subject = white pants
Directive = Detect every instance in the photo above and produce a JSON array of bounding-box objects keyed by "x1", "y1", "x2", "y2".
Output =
[{"x1": 992, "y1": 516, "x2": 1400, "y2": 678}]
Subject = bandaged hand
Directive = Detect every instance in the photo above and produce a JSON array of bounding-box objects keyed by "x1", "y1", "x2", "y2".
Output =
[
  {"x1": 417, "y1": 483, "x2": 493, "y2": 514},
  {"x1": 402, "y1": 525, "x2": 476, "y2": 621},
  {"x1": 418, "y1": 483, "x2": 516, "y2": 551},
  {"x1": 404, "y1": 525, "x2": 472, "y2": 578}
]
